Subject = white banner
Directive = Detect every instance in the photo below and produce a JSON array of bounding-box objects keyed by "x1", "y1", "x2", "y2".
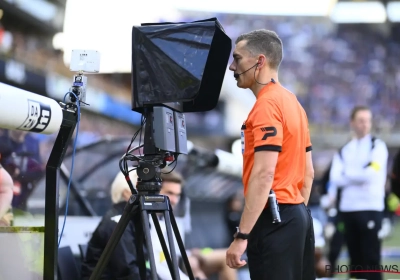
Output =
[{"x1": 0, "y1": 82, "x2": 63, "y2": 135}]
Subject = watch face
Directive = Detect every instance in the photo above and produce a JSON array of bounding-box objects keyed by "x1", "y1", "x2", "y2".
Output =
[
  {"x1": 233, "y1": 227, "x2": 239, "y2": 238},
  {"x1": 234, "y1": 227, "x2": 249, "y2": 239}
]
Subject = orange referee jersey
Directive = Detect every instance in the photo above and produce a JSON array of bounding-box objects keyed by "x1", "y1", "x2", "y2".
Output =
[{"x1": 241, "y1": 82, "x2": 312, "y2": 204}]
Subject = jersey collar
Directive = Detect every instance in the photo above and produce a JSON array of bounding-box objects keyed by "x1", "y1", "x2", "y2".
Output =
[{"x1": 256, "y1": 81, "x2": 278, "y2": 99}]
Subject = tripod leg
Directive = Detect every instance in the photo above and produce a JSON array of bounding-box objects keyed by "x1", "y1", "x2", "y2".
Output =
[
  {"x1": 169, "y1": 210, "x2": 195, "y2": 280},
  {"x1": 134, "y1": 211, "x2": 148, "y2": 280},
  {"x1": 150, "y1": 213, "x2": 175, "y2": 278},
  {"x1": 89, "y1": 198, "x2": 139, "y2": 280},
  {"x1": 163, "y1": 210, "x2": 182, "y2": 280},
  {"x1": 141, "y1": 208, "x2": 161, "y2": 280}
]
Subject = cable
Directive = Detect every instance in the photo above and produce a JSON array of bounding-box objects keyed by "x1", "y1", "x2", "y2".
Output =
[
  {"x1": 138, "y1": 114, "x2": 146, "y2": 157},
  {"x1": 119, "y1": 144, "x2": 145, "y2": 177},
  {"x1": 125, "y1": 114, "x2": 155, "y2": 165},
  {"x1": 58, "y1": 92, "x2": 81, "y2": 247},
  {"x1": 254, "y1": 64, "x2": 275, "y2": 86},
  {"x1": 126, "y1": 115, "x2": 146, "y2": 154},
  {"x1": 126, "y1": 128, "x2": 141, "y2": 154},
  {"x1": 128, "y1": 167, "x2": 138, "y2": 174},
  {"x1": 119, "y1": 157, "x2": 128, "y2": 176},
  {"x1": 126, "y1": 144, "x2": 144, "y2": 156},
  {"x1": 162, "y1": 156, "x2": 179, "y2": 174}
]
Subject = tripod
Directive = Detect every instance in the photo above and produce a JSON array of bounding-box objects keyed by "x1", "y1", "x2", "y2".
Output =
[{"x1": 89, "y1": 165, "x2": 195, "y2": 280}]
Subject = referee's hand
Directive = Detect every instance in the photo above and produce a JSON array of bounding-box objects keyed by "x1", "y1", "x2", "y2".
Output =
[{"x1": 226, "y1": 239, "x2": 247, "y2": 268}]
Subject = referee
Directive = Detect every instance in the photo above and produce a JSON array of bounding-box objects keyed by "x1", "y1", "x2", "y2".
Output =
[
  {"x1": 329, "y1": 106, "x2": 388, "y2": 280},
  {"x1": 225, "y1": 29, "x2": 316, "y2": 280}
]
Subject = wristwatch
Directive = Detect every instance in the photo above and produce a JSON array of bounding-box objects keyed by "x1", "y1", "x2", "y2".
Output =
[{"x1": 233, "y1": 227, "x2": 249, "y2": 240}]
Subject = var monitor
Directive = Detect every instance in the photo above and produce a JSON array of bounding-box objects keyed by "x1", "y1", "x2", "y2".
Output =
[{"x1": 131, "y1": 18, "x2": 232, "y2": 114}]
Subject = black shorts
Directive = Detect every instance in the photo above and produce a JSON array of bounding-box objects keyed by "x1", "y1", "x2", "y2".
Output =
[{"x1": 247, "y1": 203, "x2": 315, "y2": 280}]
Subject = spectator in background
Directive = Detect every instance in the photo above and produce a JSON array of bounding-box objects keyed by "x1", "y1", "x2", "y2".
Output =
[
  {"x1": 313, "y1": 217, "x2": 330, "y2": 278},
  {"x1": 81, "y1": 169, "x2": 154, "y2": 280},
  {"x1": 0, "y1": 155, "x2": 13, "y2": 226},
  {"x1": 0, "y1": 129, "x2": 43, "y2": 210},
  {"x1": 329, "y1": 106, "x2": 388, "y2": 280},
  {"x1": 82, "y1": 167, "x2": 237, "y2": 280},
  {"x1": 147, "y1": 171, "x2": 237, "y2": 280},
  {"x1": 224, "y1": 191, "x2": 244, "y2": 247},
  {"x1": 320, "y1": 159, "x2": 346, "y2": 276},
  {"x1": 0, "y1": 23, "x2": 13, "y2": 55},
  {"x1": 390, "y1": 148, "x2": 400, "y2": 199},
  {"x1": 307, "y1": 169, "x2": 328, "y2": 227}
]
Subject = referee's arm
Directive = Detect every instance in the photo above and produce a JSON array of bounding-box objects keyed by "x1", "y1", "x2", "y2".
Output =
[
  {"x1": 301, "y1": 150, "x2": 314, "y2": 206},
  {"x1": 300, "y1": 111, "x2": 314, "y2": 205},
  {"x1": 226, "y1": 149, "x2": 279, "y2": 269},
  {"x1": 238, "y1": 99, "x2": 282, "y2": 234},
  {"x1": 226, "y1": 99, "x2": 282, "y2": 269},
  {"x1": 239, "y1": 150, "x2": 279, "y2": 234}
]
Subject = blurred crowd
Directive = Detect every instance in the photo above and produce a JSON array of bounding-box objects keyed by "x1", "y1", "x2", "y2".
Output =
[
  {"x1": 0, "y1": 21, "x2": 229, "y2": 137},
  {"x1": 0, "y1": 11, "x2": 400, "y2": 279},
  {"x1": 178, "y1": 13, "x2": 400, "y2": 133},
  {"x1": 1, "y1": 15, "x2": 400, "y2": 134}
]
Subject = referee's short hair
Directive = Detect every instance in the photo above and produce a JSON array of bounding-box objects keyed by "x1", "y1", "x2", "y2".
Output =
[
  {"x1": 235, "y1": 29, "x2": 283, "y2": 70},
  {"x1": 350, "y1": 105, "x2": 371, "y2": 120}
]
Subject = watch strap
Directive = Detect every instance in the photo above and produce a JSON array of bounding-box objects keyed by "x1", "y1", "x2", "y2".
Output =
[
  {"x1": 234, "y1": 227, "x2": 249, "y2": 240},
  {"x1": 235, "y1": 232, "x2": 249, "y2": 240}
]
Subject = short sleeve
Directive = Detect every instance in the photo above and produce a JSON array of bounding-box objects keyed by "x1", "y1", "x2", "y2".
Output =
[{"x1": 251, "y1": 99, "x2": 283, "y2": 152}]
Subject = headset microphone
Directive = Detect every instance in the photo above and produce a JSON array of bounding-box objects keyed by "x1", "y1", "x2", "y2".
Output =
[{"x1": 233, "y1": 63, "x2": 259, "y2": 79}]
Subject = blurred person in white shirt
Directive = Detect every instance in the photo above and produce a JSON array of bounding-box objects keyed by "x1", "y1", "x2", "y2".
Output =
[{"x1": 329, "y1": 106, "x2": 388, "y2": 280}]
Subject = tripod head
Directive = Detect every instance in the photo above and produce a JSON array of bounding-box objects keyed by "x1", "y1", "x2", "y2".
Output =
[
  {"x1": 135, "y1": 158, "x2": 162, "y2": 194},
  {"x1": 121, "y1": 106, "x2": 188, "y2": 196}
]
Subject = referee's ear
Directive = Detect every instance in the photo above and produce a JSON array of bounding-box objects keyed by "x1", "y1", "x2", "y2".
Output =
[{"x1": 257, "y1": 55, "x2": 267, "y2": 69}]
